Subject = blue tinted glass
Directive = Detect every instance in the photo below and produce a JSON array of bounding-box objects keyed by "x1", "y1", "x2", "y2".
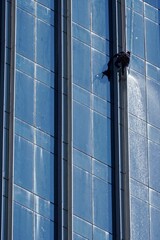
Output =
[
  {"x1": 73, "y1": 102, "x2": 91, "y2": 155},
  {"x1": 35, "y1": 196, "x2": 54, "y2": 220},
  {"x1": 93, "y1": 226, "x2": 110, "y2": 240},
  {"x1": 36, "y1": 65, "x2": 55, "y2": 88},
  {"x1": 17, "y1": 0, "x2": 35, "y2": 15},
  {"x1": 73, "y1": 84, "x2": 91, "y2": 108},
  {"x1": 129, "y1": 114, "x2": 146, "y2": 137},
  {"x1": 14, "y1": 185, "x2": 34, "y2": 210},
  {"x1": 92, "y1": 0, "x2": 109, "y2": 39},
  {"x1": 147, "y1": 79, "x2": 160, "y2": 128},
  {"x1": 73, "y1": 216, "x2": 92, "y2": 239},
  {"x1": 14, "y1": 136, "x2": 34, "y2": 191},
  {"x1": 37, "y1": 3, "x2": 54, "y2": 25},
  {"x1": 92, "y1": 49, "x2": 110, "y2": 101},
  {"x1": 35, "y1": 214, "x2": 54, "y2": 239},
  {"x1": 73, "y1": 167, "x2": 92, "y2": 222},
  {"x1": 37, "y1": 20, "x2": 54, "y2": 71},
  {"x1": 131, "y1": 197, "x2": 149, "y2": 240},
  {"x1": 132, "y1": 13, "x2": 144, "y2": 58},
  {"x1": 148, "y1": 141, "x2": 160, "y2": 192},
  {"x1": 36, "y1": 129, "x2": 54, "y2": 153},
  {"x1": 15, "y1": 71, "x2": 34, "y2": 125},
  {"x1": 93, "y1": 177, "x2": 112, "y2": 232},
  {"x1": 72, "y1": 0, "x2": 90, "y2": 29},
  {"x1": 93, "y1": 159, "x2": 111, "y2": 183},
  {"x1": 37, "y1": 0, "x2": 54, "y2": 10},
  {"x1": 73, "y1": 233, "x2": 87, "y2": 240},
  {"x1": 128, "y1": 71, "x2": 146, "y2": 120},
  {"x1": 73, "y1": 148, "x2": 91, "y2": 173},
  {"x1": 15, "y1": 118, "x2": 34, "y2": 143},
  {"x1": 145, "y1": 19, "x2": 160, "y2": 67},
  {"x1": 145, "y1": 3, "x2": 158, "y2": 22},
  {"x1": 92, "y1": 34, "x2": 109, "y2": 55},
  {"x1": 35, "y1": 146, "x2": 54, "y2": 202},
  {"x1": 16, "y1": 8, "x2": 34, "y2": 60},
  {"x1": 73, "y1": 39, "x2": 91, "y2": 91},
  {"x1": 36, "y1": 82, "x2": 54, "y2": 136},
  {"x1": 150, "y1": 207, "x2": 160, "y2": 240},
  {"x1": 150, "y1": 189, "x2": 160, "y2": 211},
  {"x1": 144, "y1": 0, "x2": 158, "y2": 8},
  {"x1": 93, "y1": 95, "x2": 110, "y2": 118},
  {"x1": 73, "y1": 23, "x2": 91, "y2": 46},
  {"x1": 148, "y1": 124, "x2": 160, "y2": 145},
  {"x1": 129, "y1": 131, "x2": 148, "y2": 184},
  {"x1": 146, "y1": 63, "x2": 159, "y2": 81},
  {"x1": 130, "y1": 179, "x2": 148, "y2": 202},
  {"x1": 16, "y1": 54, "x2": 34, "y2": 78},
  {"x1": 130, "y1": 55, "x2": 145, "y2": 75},
  {"x1": 14, "y1": 203, "x2": 34, "y2": 240},
  {"x1": 93, "y1": 113, "x2": 111, "y2": 165}
]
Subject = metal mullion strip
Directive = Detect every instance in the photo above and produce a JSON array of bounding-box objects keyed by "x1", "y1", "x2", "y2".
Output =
[
  {"x1": 0, "y1": 0, "x2": 6, "y2": 238},
  {"x1": 57, "y1": 0, "x2": 63, "y2": 239},
  {"x1": 67, "y1": 0, "x2": 73, "y2": 239},
  {"x1": 8, "y1": 0, "x2": 16, "y2": 239},
  {"x1": 119, "y1": 0, "x2": 130, "y2": 239},
  {"x1": 109, "y1": 0, "x2": 121, "y2": 239}
]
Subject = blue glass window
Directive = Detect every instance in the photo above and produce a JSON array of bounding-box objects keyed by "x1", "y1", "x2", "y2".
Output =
[
  {"x1": 15, "y1": 71, "x2": 34, "y2": 125},
  {"x1": 72, "y1": 0, "x2": 90, "y2": 29},
  {"x1": 35, "y1": 146, "x2": 54, "y2": 202},
  {"x1": 13, "y1": 203, "x2": 34, "y2": 240},
  {"x1": 93, "y1": 177, "x2": 112, "y2": 232},
  {"x1": 16, "y1": 8, "x2": 34, "y2": 60},
  {"x1": 93, "y1": 113, "x2": 111, "y2": 165},
  {"x1": 92, "y1": 0, "x2": 109, "y2": 39},
  {"x1": 36, "y1": 82, "x2": 55, "y2": 136},
  {"x1": 73, "y1": 167, "x2": 92, "y2": 222},
  {"x1": 73, "y1": 39, "x2": 91, "y2": 91},
  {"x1": 37, "y1": 20, "x2": 54, "y2": 71},
  {"x1": 14, "y1": 136, "x2": 34, "y2": 191},
  {"x1": 73, "y1": 102, "x2": 91, "y2": 155}
]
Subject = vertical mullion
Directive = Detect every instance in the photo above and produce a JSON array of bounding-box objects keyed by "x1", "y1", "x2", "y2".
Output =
[
  {"x1": 0, "y1": 0, "x2": 5, "y2": 238},
  {"x1": 57, "y1": 0, "x2": 63, "y2": 239},
  {"x1": 8, "y1": 0, "x2": 16, "y2": 239}
]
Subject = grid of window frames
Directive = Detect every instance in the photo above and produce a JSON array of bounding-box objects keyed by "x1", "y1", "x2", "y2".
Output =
[
  {"x1": 13, "y1": 1, "x2": 58, "y2": 239},
  {"x1": 126, "y1": 0, "x2": 160, "y2": 239},
  {"x1": 72, "y1": 1, "x2": 113, "y2": 239}
]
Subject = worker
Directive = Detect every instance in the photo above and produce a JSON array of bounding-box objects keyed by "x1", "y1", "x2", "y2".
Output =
[{"x1": 102, "y1": 51, "x2": 130, "y2": 80}]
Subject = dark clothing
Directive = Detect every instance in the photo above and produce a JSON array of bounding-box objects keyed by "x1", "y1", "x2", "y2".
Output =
[{"x1": 102, "y1": 51, "x2": 130, "y2": 79}]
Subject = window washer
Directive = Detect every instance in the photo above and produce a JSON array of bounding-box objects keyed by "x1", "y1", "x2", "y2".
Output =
[{"x1": 102, "y1": 51, "x2": 130, "y2": 80}]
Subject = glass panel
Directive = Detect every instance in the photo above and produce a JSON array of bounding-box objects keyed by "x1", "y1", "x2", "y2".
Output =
[
  {"x1": 15, "y1": 71, "x2": 34, "y2": 125},
  {"x1": 16, "y1": 8, "x2": 34, "y2": 60},
  {"x1": 92, "y1": 0, "x2": 109, "y2": 39},
  {"x1": 14, "y1": 136, "x2": 34, "y2": 191},
  {"x1": 131, "y1": 197, "x2": 149, "y2": 240},
  {"x1": 73, "y1": 39, "x2": 91, "y2": 91},
  {"x1": 73, "y1": 216, "x2": 92, "y2": 239},
  {"x1": 129, "y1": 130, "x2": 148, "y2": 184},
  {"x1": 72, "y1": 0, "x2": 90, "y2": 29},
  {"x1": 73, "y1": 167, "x2": 92, "y2": 222},
  {"x1": 36, "y1": 20, "x2": 54, "y2": 71},
  {"x1": 93, "y1": 112, "x2": 111, "y2": 166},
  {"x1": 145, "y1": 19, "x2": 160, "y2": 67},
  {"x1": 148, "y1": 141, "x2": 160, "y2": 192},
  {"x1": 93, "y1": 177, "x2": 112, "y2": 232},
  {"x1": 36, "y1": 82, "x2": 55, "y2": 136},
  {"x1": 13, "y1": 203, "x2": 34, "y2": 240},
  {"x1": 73, "y1": 102, "x2": 91, "y2": 155},
  {"x1": 150, "y1": 207, "x2": 160, "y2": 240}
]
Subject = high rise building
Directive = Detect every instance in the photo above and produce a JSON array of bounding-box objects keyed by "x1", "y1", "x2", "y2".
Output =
[{"x1": 0, "y1": 0, "x2": 160, "y2": 239}]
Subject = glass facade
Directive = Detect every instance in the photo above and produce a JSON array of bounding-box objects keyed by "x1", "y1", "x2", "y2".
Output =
[
  {"x1": 72, "y1": 1, "x2": 113, "y2": 239},
  {"x1": 126, "y1": 0, "x2": 160, "y2": 239},
  {"x1": 0, "y1": 0, "x2": 160, "y2": 239}
]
